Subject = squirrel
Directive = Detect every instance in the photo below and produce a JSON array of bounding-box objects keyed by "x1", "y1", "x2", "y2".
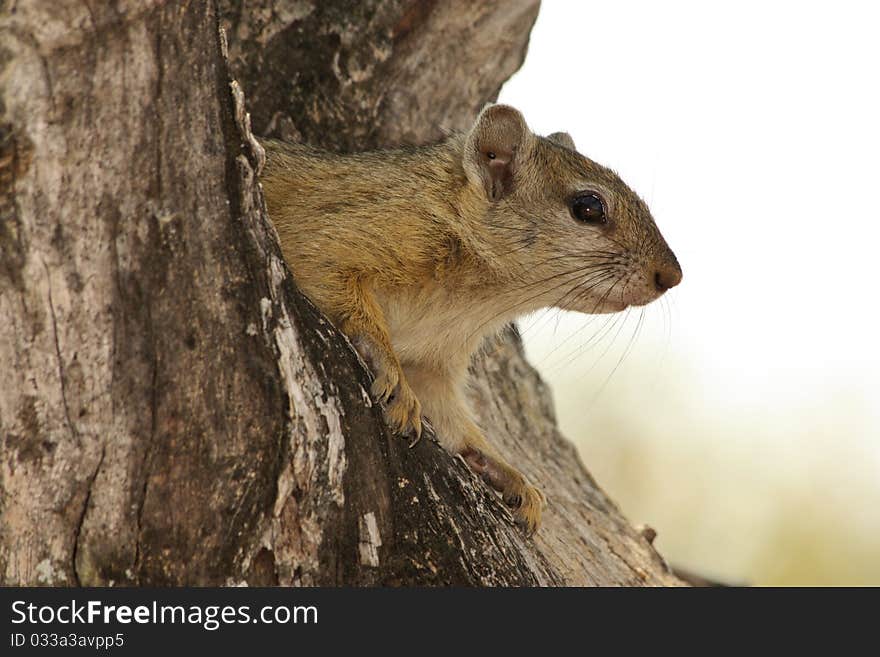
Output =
[{"x1": 260, "y1": 104, "x2": 681, "y2": 533}]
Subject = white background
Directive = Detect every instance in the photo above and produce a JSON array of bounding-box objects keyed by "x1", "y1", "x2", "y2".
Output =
[{"x1": 500, "y1": 0, "x2": 880, "y2": 583}]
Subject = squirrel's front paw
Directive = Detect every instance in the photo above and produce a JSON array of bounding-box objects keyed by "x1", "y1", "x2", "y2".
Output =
[{"x1": 371, "y1": 369, "x2": 423, "y2": 440}]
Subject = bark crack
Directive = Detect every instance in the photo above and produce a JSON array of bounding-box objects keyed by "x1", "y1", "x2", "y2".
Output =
[
  {"x1": 132, "y1": 347, "x2": 159, "y2": 582},
  {"x1": 597, "y1": 525, "x2": 657, "y2": 584},
  {"x1": 72, "y1": 445, "x2": 106, "y2": 586},
  {"x1": 154, "y1": 14, "x2": 164, "y2": 200},
  {"x1": 43, "y1": 260, "x2": 79, "y2": 445}
]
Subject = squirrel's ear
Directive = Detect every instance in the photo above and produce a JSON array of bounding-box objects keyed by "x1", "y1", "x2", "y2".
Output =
[
  {"x1": 463, "y1": 104, "x2": 532, "y2": 202},
  {"x1": 547, "y1": 131, "x2": 576, "y2": 150}
]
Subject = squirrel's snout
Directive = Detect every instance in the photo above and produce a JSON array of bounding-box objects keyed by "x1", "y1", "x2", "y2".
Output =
[{"x1": 653, "y1": 259, "x2": 682, "y2": 292}]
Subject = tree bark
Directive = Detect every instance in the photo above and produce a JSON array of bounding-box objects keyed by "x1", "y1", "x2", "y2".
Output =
[{"x1": 0, "y1": 0, "x2": 682, "y2": 586}]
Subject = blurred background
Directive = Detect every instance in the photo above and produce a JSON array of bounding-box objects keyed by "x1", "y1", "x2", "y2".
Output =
[{"x1": 500, "y1": 0, "x2": 880, "y2": 585}]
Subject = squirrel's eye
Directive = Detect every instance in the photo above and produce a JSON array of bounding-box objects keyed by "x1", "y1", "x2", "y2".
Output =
[{"x1": 570, "y1": 193, "x2": 607, "y2": 225}]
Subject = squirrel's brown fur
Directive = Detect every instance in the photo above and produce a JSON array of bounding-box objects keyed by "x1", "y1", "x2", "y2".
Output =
[{"x1": 260, "y1": 105, "x2": 681, "y2": 533}]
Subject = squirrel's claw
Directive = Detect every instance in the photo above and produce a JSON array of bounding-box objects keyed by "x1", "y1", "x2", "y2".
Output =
[{"x1": 407, "y1": 420, "x2": 423, "y2": 448}]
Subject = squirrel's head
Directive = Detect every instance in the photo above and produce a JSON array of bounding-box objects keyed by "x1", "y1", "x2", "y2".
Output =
[{"x1": 462, "y1": 104, "x2": 681, "y2": 313}]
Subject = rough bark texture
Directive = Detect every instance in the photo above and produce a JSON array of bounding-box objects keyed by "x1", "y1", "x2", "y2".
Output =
[{"x1": 0, "y1": 0, "x2": 682, "y2": 586}]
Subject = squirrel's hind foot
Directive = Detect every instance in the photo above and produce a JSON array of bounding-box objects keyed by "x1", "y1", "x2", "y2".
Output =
[
  {"x1": 505, "y1": 483, "x2": 545, "y2": 535},
  {"x1": 463, "y1": 447, "x2": 545, "y2": 535}
]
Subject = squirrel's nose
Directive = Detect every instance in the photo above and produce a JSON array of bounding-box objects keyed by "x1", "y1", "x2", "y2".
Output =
[{"x1": 653, "y1": 260, "x2": 682, "y2": 292}]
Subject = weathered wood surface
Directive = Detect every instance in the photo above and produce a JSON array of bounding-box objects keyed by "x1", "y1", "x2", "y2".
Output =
[{"x1": 0, "y1": 0, "x2": 681, "y2": 586}]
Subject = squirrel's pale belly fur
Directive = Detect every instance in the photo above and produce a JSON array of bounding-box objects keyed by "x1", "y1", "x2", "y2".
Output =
[
  {"x1": 260, "y1": 105, "x2": 682, "y2": 533},
  {"x1": 382, "y1": 284, "x2": 512, "y2": 366}
]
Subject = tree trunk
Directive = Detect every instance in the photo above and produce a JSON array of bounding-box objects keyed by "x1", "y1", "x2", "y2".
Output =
[{"x1": 0, "y1": 0, "x2": 682, "y2": 586}]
